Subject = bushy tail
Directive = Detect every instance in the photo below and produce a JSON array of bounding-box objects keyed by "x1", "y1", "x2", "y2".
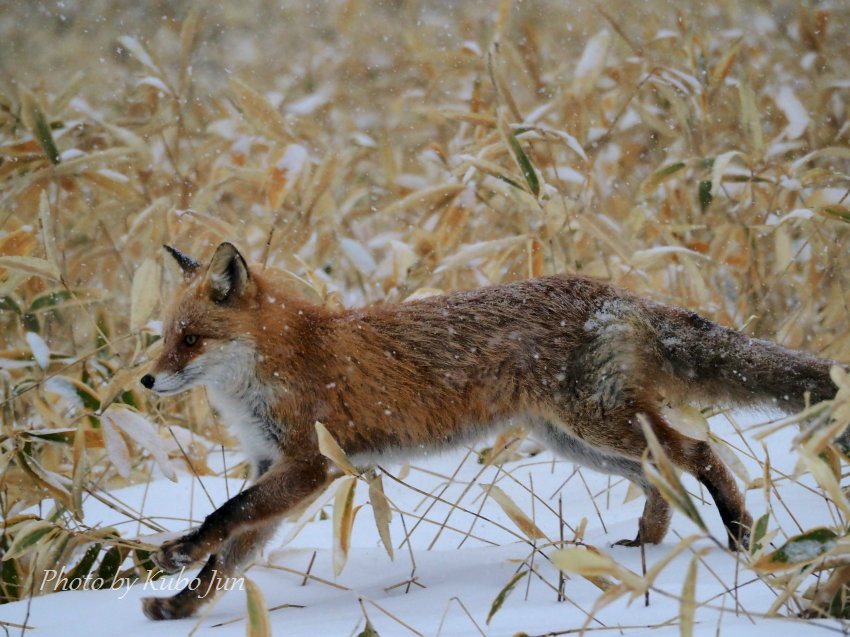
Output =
[{"x1": 649, "y1": 304, "x2": 839, "y2": 413}]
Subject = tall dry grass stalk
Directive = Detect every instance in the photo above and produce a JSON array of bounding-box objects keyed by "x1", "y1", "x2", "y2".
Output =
[{"x1": 1, "y1": 0, "x2": 849, "y2": 623}]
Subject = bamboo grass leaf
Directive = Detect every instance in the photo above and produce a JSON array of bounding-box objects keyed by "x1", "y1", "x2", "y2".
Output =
[{"x1": 486, "y1": 570, "x2": 526, "y2": 625}]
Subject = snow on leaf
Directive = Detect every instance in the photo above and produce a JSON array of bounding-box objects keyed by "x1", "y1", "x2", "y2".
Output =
[
  {"x1": 136, "y1": 76, "x2": 171, "y2": 95},
  {"x1": 100, "y1": 413, "x2": 132, "y2": 478},
  {"x1": 752, "y1": 527, "x2": 838, "y2": 573},
  {"x1": 775, "y1": 86, "x2": 809, "y2": 140},
  {"x1": 287, "y1": 91, "x2": 330, "y2": 115},
  {"x1": 435, "y1": 235, "x2": 527, "y2": 273},
  {"x1": 101, "y1": 406, "x2": 176, "y2": 481},
  {"x1": 765, "y1": 208, "x2": 815, "y2": 226},
  {"x1": 710, "y1": 150, "x2": 744, "y2": 197},
  {"x1": 44, "y1": 376, "x2": 101, "y2": 412},
  {"x1": 339, "y1": 237, "x2": 377, "y2": 276},
  {"x1": 117, "y1": 36, "x2": 160, "y2": 75},
  {"x1": 572, "y1": 30, "x2": 612, "y2": 95},
  {"x1": 25, "y1": 331, "x2": 50, "y2": 370},
  {"x1": 267, "y1": 144, "x2": 308, "y2": 210}
]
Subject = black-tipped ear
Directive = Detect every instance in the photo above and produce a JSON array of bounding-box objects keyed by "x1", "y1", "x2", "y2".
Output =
[
  {"x1": 205, "y1": 242, "x2": 250, "y2": 303},
  {"x1": 163, "y1": 245, "x2": 200, "y2": 280}
]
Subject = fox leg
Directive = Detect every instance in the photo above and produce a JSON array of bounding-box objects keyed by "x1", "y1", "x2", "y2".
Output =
[
  {"x1": 150, "y1": 458, "x2": 330, "y2": 571},
  {"x1": 534, "y1": 421, "x2": 672, "y2": 546},
  {"x1": 613, "y1": 487, "x2": 672, "y2": 547},
  {"x1": 637, "y1": 407, "x2": 752, "y2": 550},
  {"x1": 142, "y1": 520, "x2": 278, "y2": 620},
  {"x1": 142, "y1": 457, "x2": 331, "y2": 619},
  {"x1": 571, "y1": 405, "x2": 752, "y2": 550}
]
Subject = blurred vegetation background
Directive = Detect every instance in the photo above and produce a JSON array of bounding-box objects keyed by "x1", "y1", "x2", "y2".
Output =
[{"x1": 1, "y1": 0, "x2": 849, "y2": 617}]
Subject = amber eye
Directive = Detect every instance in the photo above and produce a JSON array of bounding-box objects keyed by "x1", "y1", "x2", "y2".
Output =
[{"x1": 183, "y1": 334, "x2": 199, "y2": 346}]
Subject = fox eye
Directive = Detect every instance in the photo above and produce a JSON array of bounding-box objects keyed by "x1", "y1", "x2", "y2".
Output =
[{"x1": 183, "y1": 334, "x2": 199, "y2": 347}]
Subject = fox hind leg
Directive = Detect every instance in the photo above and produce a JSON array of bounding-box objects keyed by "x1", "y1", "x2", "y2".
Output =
[
  {"x1": 613, "y1": 487, "x2": 672, "y2": 547},
  {"x1": 534, "y1": 420, "x2": 672, "y2": 546},
  {"x1": 635, "y1": 407, "x2": 752, "y2": 550},
  {"x1": 567, "y1": 405, "x2": 752, "y2": 550}
]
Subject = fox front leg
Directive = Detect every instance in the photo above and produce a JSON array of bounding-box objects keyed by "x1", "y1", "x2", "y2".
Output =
[
  {"x1": 151, "y1": 458, "x2": 331, "y2": 574},
  {"x1": 150, "y1": 530, "x2": 209, "y2": 573}
]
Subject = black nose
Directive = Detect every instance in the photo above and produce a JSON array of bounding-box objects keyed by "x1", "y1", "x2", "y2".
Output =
[{"x1": 140, "y1": 374, "x2": 155, "y2": 389}]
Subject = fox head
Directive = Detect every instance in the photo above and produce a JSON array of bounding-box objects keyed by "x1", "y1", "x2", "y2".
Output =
[{"x1": 140, "y1": 242, "x2": 260, "y2": 396}]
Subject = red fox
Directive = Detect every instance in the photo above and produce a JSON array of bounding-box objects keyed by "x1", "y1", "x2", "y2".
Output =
[{"x1": 139, "y1": 242, "x2": 842, "y2": 620}]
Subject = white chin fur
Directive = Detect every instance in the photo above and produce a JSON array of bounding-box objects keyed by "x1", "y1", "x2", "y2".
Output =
[
  {"x1": 150, "y1": 374, "x2": 198, "y2": 395},
  {"x1": 151, "y1": 340, "x2": 259, "y2": 397}
]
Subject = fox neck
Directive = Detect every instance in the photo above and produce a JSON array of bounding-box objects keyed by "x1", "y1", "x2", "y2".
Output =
[{"x1": 205, "y1": 343, "x2": 284, "y2": 472}]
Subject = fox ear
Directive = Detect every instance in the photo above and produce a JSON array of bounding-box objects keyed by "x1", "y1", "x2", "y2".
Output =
[
  {"x1": 163, "y1": 245, "x2": 200, "y2": 280},
  {"x1": 205, "y1": 242, "x2": 251, "y2": 304}
]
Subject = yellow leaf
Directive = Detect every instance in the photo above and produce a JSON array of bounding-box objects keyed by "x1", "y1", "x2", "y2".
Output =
[
  {"x1": 130, "y1": 258, "x2": 161, "y2": 331},
  {"x1": 315, "y1": 421, "x2": 358, "y2": 475},
  {"x1": 368, "y1": 473, "x2": 394, "y2": 560},
  {"x1": 0, "y1": 255, "x2": 61, "y2": 281},
  {"x1": 244, "y1": 577, "x2": 271, "y2": 637},
  {"x1": 332, "y1": 477, "x2": 357, "y2": 575},
  {"x1": 680, "y1": 555, "x2": 700, "y2": 637},
  {"x1": 481, "y1": 484, "x2": 546, "y2": 541},
  {"x1": 551, "y1": 546, "x2": 635, "y2": 590},
  {"x1": 229, "y1": 77, "x2": 292, "y2": 144}
]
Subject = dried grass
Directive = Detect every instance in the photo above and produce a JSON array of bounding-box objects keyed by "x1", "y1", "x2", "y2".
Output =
[{"x1": 1, "y1": 0, "x2": 850, "y2": 627}]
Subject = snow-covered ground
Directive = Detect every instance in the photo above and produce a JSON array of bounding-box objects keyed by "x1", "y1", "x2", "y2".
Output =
[{"x1": 1, "y1": 411, "x2": 845, "y2": 636}]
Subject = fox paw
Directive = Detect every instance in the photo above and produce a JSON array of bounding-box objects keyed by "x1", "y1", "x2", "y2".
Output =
[
  {"x1": 613, "y1": 536, "x2": 641, "y2": 547},
  {"x1": 151, "y1": 537, "x2": 195, "y2": 573},
  {"x1": 142, "y1": 596, "x2": 174, "y2": 621},
  {"x1": 142, "y1": 596, "x2": 195, "y2": 621},
  {"x1": 727, "y1": 529, "x2": 751, "y2": 552}
]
